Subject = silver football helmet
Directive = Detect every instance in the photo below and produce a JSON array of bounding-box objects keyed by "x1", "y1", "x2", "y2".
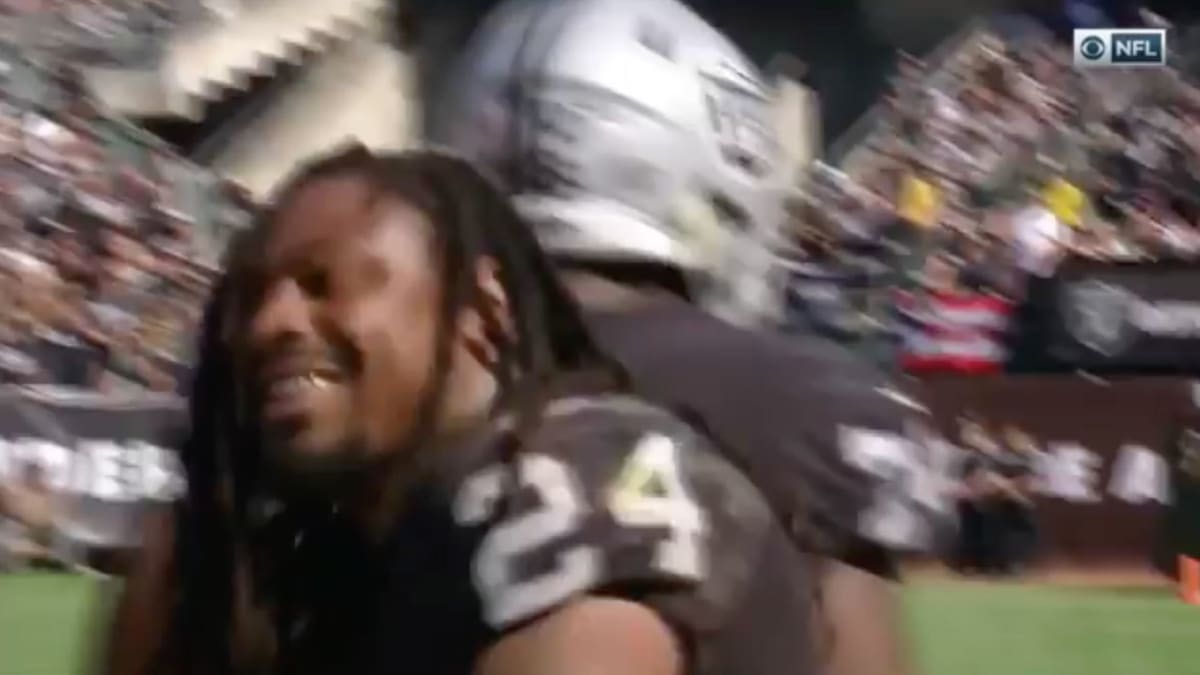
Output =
[{"x1": 429, "y1": 0, "x2": 791, "y2": 326}]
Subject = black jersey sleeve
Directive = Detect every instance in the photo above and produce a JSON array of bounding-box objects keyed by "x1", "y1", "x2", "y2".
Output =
[{"x1": 445, "y1": 395, "x2": 775, "y2": 636}]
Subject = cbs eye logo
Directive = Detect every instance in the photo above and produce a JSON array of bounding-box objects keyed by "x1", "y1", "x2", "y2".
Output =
[
  {"x1": 1078, "y1": 35, "x2": 1107, "y2": 61},
  {"x1": 1074, "y1": 29, "x2": 1166, "y2": 67}
]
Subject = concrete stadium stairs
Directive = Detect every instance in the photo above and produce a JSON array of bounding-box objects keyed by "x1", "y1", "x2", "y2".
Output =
[
  {"x1": 81, "y1": 0, "x2": 387, "y2": 120},
  {"x1": 203, "y1": 34, "x2": 420, "y2": 199}
]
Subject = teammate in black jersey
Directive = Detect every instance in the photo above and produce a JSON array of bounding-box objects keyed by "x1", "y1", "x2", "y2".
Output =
[
  {"x1": 430, "y1": 1, "x2": 947, "y2": 673},
  {"x1": 99, "y1": 147, "x2": 823, "y2": 675}
]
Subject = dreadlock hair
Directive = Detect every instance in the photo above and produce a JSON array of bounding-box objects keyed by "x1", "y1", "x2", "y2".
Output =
[{"x1": 172, "y1": 144, "x2": 626, "y2": 675}]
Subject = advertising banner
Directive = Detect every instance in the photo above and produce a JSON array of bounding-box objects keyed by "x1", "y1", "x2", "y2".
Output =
[
  {"x1": 0, "y1": 386, "x2": 185, "y2": 552},
  {"x1": 921, "y1": 376, "x2": 1186, "y2": 565},
  {"x1": 1031, "y1": 259, "x2": 1200, "y2": 373}
]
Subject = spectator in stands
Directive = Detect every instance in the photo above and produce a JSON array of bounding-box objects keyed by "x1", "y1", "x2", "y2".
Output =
[
  {"x1": 890, "y1": 155, "x2": 943, "y2": 282},
  {"x1": 951, "y1": 416, "x2": 1003, "y2": 575},
  {"x1": 1008, "y1": 192, "x2": 1070, "y2": 283},
  {"x1": 996, "y1": 426, "x2": 1040, "y2": 574},
  {"x1": 948, "y1": 416, "x2": 1037, "y2": 576},
  {"x1": 957, "y1": 232, "x2": 1013, "y2": 298},
  {"x1": 1039, "y1": 170, "x2": 1088, "y2": 232},
  {"x1": 38, "y1": 274, "x2": 110, "y2": 387},
  {"x1": 1143, "y1": 195, "x2": 1198, "y2": 258}
]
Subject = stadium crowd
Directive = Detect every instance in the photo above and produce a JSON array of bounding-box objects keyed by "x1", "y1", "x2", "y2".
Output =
[
  {"x1": 0, "y1": 8, "x2": 1198, "y2": 389},
  {"x1": 786, "y1": 22, "x2": 1200, "y2": 372},
  {"x1": 0, "y1": 35, "x2": 249, "y2": 394},
  {"x1": 1, "y1": 0, "x2": 202, "y2": 65}
]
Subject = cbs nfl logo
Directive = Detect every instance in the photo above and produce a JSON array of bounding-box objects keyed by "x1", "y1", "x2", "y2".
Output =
[{"x1": 1074, "y1": 28, "x2": 1167, "y2": 67}]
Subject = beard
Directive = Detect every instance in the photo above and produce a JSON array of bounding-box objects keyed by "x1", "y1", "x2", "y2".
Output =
[{"x1": 258, "y1": 426, "x2": 385, "y2": 500}]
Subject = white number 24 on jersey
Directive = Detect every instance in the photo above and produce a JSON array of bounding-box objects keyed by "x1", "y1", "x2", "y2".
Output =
[{"x1": 453, "y1": 434, "x2": 707, "y2": 628}]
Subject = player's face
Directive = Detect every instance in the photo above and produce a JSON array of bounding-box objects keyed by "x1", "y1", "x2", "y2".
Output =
[{"x1": 236, "y1": 176, "x2": 443, "y2": 476}]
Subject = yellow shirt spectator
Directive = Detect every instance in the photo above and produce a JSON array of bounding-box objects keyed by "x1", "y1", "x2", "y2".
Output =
[
  {"x1": 897, "y1": 172, "x2": 940, "y2": 229},
  {"x1": 1041, "y1": 176, "x2": 1086, "y2": 229}
]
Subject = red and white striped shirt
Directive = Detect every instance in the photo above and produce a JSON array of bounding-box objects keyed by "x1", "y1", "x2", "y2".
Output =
[{"x1": 896, "y1": 290, "x2": 1013, "y2": 374}]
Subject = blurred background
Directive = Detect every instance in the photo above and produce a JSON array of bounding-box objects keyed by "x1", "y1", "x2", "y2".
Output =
[{"x1": 2, "y1": 1, "x2": 1200, "y2": 674}]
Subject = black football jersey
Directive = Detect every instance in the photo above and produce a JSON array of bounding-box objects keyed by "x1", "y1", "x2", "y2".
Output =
[
  {"x1": 272, "y1": 394, "x2": 820, "y2": 675},
  {"x1": 585, "y1": 299, "x2": 944, "y2": 576}
]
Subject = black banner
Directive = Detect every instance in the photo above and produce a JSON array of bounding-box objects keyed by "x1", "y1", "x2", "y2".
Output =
[
  {"x1": 1009, "y1": 258, "x2": 1200, "y2": 373},
  {"x1": 0, "y1": 386, "x2": 184, "y2": 502},
  {"x1": 0, "y1": 386, "x2": 185, "y2": 552},
  {"x1": 921, "y1": 376, "x2": 1188, "y2": 566}
]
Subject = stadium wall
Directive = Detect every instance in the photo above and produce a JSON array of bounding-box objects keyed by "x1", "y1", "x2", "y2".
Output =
[{"x1": 207, "y1": 38, "x2": 421, "y2": 200}]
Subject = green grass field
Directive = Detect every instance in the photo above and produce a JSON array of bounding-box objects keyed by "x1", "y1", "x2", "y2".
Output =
[{"x1": 2, "y1": 573, "x2": 1198, "y2": 675}]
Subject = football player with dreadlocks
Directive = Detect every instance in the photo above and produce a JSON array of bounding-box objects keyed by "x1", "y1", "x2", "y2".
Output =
[
  {"x1": 430, "y1": 1, "x2": 945, "y2": 674},
  {"x1": 98, "y1": 146, "x2": 826, "y2": 675}
]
